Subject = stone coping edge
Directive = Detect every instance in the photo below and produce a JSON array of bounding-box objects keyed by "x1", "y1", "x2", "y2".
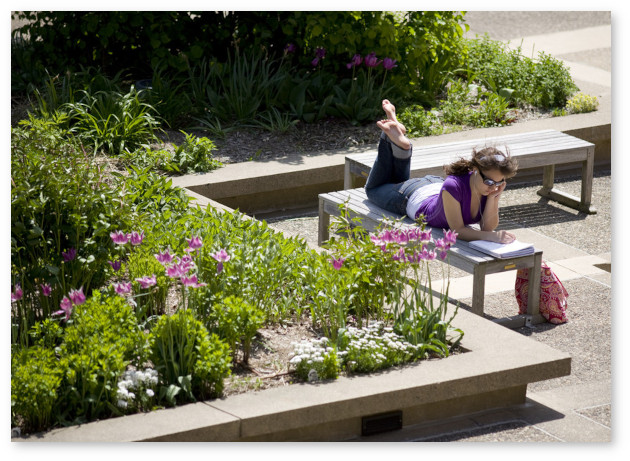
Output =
[{"x1": 19, "y1": 306, "x2": 571, "y2": 442}]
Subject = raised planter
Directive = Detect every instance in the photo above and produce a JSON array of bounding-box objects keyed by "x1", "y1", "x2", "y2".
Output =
[
  {"x1": 20, "y1": 306, "x2": 570, "y2": 442},
  {"x1": 171, "y1": 117, "x2": 610, "y2": 217}
]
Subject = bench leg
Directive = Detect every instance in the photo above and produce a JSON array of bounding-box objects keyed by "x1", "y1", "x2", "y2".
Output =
[
  {"x1": 537, "y1": 155, "x2": 597, "y2": 214},
  {"x1": 580, "y1": 146, "x2": 596, "y2": 213},
  {"x1": 471, "y1": 265, "x2": 487, "y2": 317},
  {"x1": 344, "y1": 162, "x2": 353, "y2": 190},
  {"x1": 526, "y1": 252, "x2": 542, "y2": 318},
  {"x1": 318, "y1": 196, "x2": 330, "y2": 247}
]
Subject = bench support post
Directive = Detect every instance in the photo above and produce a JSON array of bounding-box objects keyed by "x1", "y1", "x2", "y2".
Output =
[
  {"x1": 526, "y1": 252, "x2": 543, "y2": 317},
  {"x1": 471, "y1": 265, "x2": 487, "y2": 316},
  {"x1": 536, "y1": 147, "x2": 597, "y2": 214},
  {"x1": 318, "y1": 196, "x2": 330, "y2": 246}
]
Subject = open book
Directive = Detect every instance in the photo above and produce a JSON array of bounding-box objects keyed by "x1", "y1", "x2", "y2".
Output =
[{"x1": 468, "y1": 239, "x2": 535, "y2": 258}]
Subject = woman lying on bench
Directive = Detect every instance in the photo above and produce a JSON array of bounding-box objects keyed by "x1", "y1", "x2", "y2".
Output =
[{"x1": 366, "y1": 100, "x2": 519, "y2": 244}]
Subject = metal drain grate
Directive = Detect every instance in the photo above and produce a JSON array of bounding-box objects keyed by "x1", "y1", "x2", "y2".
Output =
[{"x1": 361, "y1": 410, "x2": 403, "y2": 436}]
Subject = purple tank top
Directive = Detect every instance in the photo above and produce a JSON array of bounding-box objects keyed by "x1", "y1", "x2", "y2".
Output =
[{"x1": 416, "y1": 172, "x2": 486, "y2": 228}]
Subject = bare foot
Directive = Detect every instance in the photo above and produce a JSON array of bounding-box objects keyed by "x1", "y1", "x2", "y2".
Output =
[
  {"x1": 381, "y1": 99, "x2": 406, "y2": 134},
  {"x1": 377, "y1": 119, "x2": 411, "y2": 150}
]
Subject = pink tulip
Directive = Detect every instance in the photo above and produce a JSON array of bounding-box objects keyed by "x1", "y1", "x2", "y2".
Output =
[
  {"x1": 62, "y1": 248, "x2": 76, "y2": 262},
  {"x1": 68, "y1": 287, "x2": 86, "y2": 305},
  {"x1": 330, "y1": 258, "x2": 345, "y2": 270},
  {"x1": 113, "y1": 282, "x2": 133, "y2": 295},
  {"x1": 40, "y1": 283, "x2": 52, "y2": 297},
  {"x1": 135, "y1": 275, "x2": 157, "y2": 289},
  {"x1": 11, "y1": 284, "x2": 23, "y2": 303},
  {"x1": 110, "y1": 231, "x2": 129, "y2": 245},
  {"x1": 155, "y1": 249, "x2": 174, "y2": 265},
  {"x1": 55, "y1": 297, "x2": 73, "y2": 321},
  {"x1": 187, "y1": 236, "x2": 203, "y2": 250},
  {"x1": 128, "y1": 231, "x2": 145, "y2": 246},
  {"x1": 181, "y1": 274, "x2": 207, "y2": 288},
  {"x1": 383, "y1": 57, "x2": 397, "y2": 70}
]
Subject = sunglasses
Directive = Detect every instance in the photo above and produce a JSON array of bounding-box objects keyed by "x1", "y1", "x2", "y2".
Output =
[{"x1": 478, "y1": 170, "x2": 506, "y2": 187}]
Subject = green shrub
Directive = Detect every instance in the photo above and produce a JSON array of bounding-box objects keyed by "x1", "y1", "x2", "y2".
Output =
[
  {"x1": 206, "y1": 296, "x2": 265, "y2": 364},
  {"x1": 149, "y1": 309, "x2": 231, "y2": 404},
  {"x1": 398, "y1": 105, "x2": 444, "y2": 137},
  {"x1": 63, "y1": 87, "x2": 161, "y2": 155},
  {"x1": 11, "y1": 346, "x2": 64, "y2": 433},
  {"x1": 463, "y1": 35, "x2": 578, "y2": 108},
  {"x1": 161, "y1": 131, "x2": 222, "y2": 174},
  {"x1": 55, "y1": 291, "x2": 148, "y2": 425}
]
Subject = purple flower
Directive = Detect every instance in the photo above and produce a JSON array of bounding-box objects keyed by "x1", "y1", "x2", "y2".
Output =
[
  {"x1": 383, "y1": 57, "x2": 397, "y2": 70},
  {"x1": 62, "y1": 248, "x2": 76, "y2": 262},
  {"x1": 444, "y1": 229, "x2": 458, "y2": 246},
  {"x1": 155, "y1": 249, "x2": 174, "y2": 265},
  {"x1": 108, "y1": 260, "x2": 122, "y2": 271},
  {"x1": 347, "y1": 53, "x2": 363, "y2": 69},
  {"x1": 187, "y1": 236, "x2": 203, "y2": 250},
  {"x1": 166, "y1": 261, "x2": 189, "y2": 279},
  {"x1": 181, "y1": 274, "x2": 207, "y2": 288},
  {"x1": 315, "y1": 47, "x2": 326, "y2": 59},
  {"x1": 284, "y1": 43, "x2": 296, "y2": 54},
  {"x1": 128, "y1": 231, "x2": 145, "y2": 246},
  {"x1": 212, "y1": 249, "x2": 231, "y2": 263},
  {"x1": 311, "y1": 57, "x2": 320, "y2": 67},
  {"x1": 40, "y1": 283, "x2": 52, "y2": 297},
  {"x1": 55, "y1": 297, "x2": 73, "y2": 321},
  {"x1": 364, "y1": 52, "x2": 381, "y2": 68},
  {"x1": 11, "y1": 284, "x2": 23, "y2": 303},
  {"x1": 68, "y1": 287, "x2": 86, "y2": 305},
  {"x1": 135, "y1": 275, "x2": 157, "y2": 289},
  {"x1": 420, "y1": 230, "x2": 432, "y2": 243},
  {"x1": 330, "y1": 257, "x2": 345, "y2": 270},
  {"x1": 113, "y1": 282, "x2": 133, "y2": 295},
  {"x1": 211, "y1": 249, "x2": 230, "y2": 273},
  {"x1": 391, "y1": 248, "x2": 406, "y2": 262},
  {"x1": 110, "y1": 231, "x2": 129, "y2": 245}
]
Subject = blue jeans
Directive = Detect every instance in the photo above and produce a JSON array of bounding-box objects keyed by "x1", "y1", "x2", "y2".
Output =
[{"x1": 365, "y1": 134, "x2": 444, "y2": 216}]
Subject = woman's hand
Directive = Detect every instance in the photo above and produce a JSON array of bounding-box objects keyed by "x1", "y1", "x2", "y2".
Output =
[
  {"x1": 488, "y1": 182, "x2": 507, "y2": 200},
  {"x1": 493, "y1": 229, "x2": 516, "y2": 244}
]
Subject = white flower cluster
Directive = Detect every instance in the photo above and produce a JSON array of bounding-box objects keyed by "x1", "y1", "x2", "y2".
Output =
[
  {"x1": 289, "y1": 337, "x2": 340, "y2": 366},
  {"x1": 116, "y1": 367, "x2": 159, "y2": 409},
  {"x1": 342, "y1": 322, "x2": 418, "y2": 368}
]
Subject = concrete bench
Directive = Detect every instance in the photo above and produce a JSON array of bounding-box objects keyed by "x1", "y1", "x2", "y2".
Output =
[
  {"x1": 344, "y1": 129, "x2": 597, "y2": 214},
  {"x1": 318, "y1": 188, "x2": 544, "y2": 329}
]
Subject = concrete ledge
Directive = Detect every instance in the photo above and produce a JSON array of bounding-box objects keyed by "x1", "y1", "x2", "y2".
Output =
[
  {"x1": 20, "y1": 306, "x2": 570, "y2": 442},
  {"x1": 171, "y1": 114, "x2": 610, "y2": 216}
]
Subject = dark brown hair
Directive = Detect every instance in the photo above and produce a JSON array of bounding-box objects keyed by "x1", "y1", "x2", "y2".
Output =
[{"x1": 443, "y1": 146, "x2": 518, "y2": 178}]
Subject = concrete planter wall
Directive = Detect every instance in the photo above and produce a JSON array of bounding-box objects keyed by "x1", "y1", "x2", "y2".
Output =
[{"x1": 21, "y1": 307, "x2": 570, "y2": 442}]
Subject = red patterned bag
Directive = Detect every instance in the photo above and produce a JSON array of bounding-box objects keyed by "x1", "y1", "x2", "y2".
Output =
[{"x1": 515, "y1": 261, "x2": 568, "y2": 324}]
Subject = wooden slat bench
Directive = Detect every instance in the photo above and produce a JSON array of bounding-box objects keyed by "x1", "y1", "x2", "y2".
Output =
[
  {"x1": 318, "y1": 188, "x2": 544, "y2": 329},
  {"x1": 344, "y1": 129, "x2": 597, "y2": 214}
]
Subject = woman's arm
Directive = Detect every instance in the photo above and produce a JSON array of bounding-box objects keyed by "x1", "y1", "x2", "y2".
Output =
[
  {"x1": 442, "y1": 190, "x2": 515, "y2": 243},
  {"x1": 479, "y1": 182, "x2": 506, "y2": 231}
]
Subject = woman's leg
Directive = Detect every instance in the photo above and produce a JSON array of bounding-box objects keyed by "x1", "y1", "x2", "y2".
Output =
[{"x1": 365, "y1": 101, "x2": 415, "y2": 215}]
